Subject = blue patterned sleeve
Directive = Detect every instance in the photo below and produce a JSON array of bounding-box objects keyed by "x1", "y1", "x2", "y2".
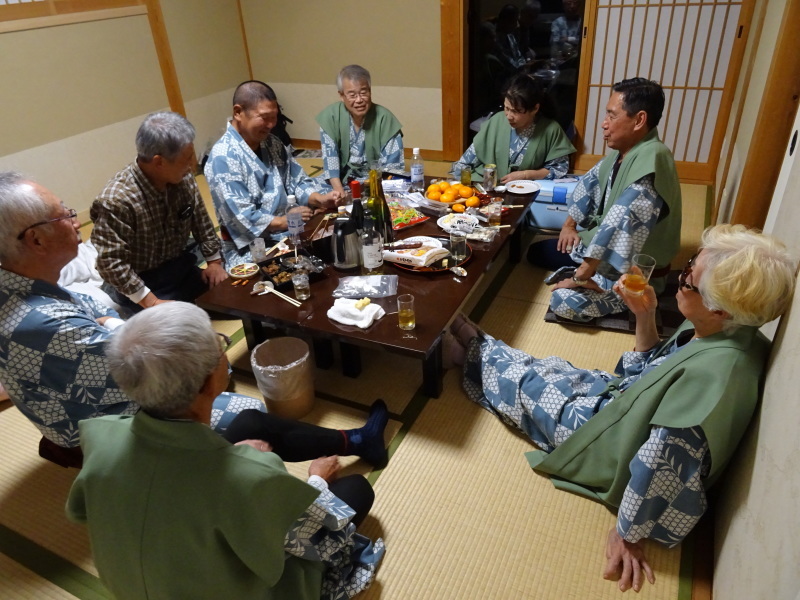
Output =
[
  {"x1": 380, "y1": 132, "x2": 405, "y2": 172},
  {"x1": 617, "y1": 426, "x2": 710, "y2": 547},
  {"x1": 567, "y1": 162, "x2": 602, "y2": 227},
  {"x1": 543, "y1": 155, "x2": 570, "y2": 179},
  {"x1": 320, "y1": 128, "x2": 341, "y2": 181},
  {"x1": 285, "y1": 154, "x2": 322, "y2": 205},
  {"x1": 581, "y1": 175, "x2": 664, "y2": 275},
  {"x1": 450, "y1": 144, "x2": 480, "y2": 176}
]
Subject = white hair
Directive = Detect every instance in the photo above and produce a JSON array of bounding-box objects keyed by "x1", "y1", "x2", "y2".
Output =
[
  {"x1": 337, "y1": 64, "x2": 371, "y2": 92},
  {"x1": 136, "y1": 111, "x2": 196, "y2": 162},
  {"x1": 106, "y1": 302, "x2": 220, "y2": 418},
  {"x1": 0, "y1": 171, "x2": 51, "y2": 263}
]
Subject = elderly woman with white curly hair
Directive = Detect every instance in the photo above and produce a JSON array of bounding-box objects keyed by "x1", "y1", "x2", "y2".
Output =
[{"x1": 449, "y1": 224, "x2": 796, "y2": 593}]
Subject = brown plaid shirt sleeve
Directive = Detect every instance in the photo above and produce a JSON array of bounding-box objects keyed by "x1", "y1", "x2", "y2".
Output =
[{"x1": 90, "y1": 163, "x2": 221, "y2": 299}]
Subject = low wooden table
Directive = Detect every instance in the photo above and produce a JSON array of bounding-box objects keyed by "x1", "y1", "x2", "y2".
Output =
[{"x1": 197, "y1": 191, "x2": 535, "y2": 397}]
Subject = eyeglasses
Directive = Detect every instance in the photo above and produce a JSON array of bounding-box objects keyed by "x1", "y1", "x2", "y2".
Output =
[
  {"x1": 343, "y1": 90, "x2": 370, "y2": 101},
  {"x1": 216, "y1": 332, "x2": 231, "y2": 356},
  {"x1": 678, "y1": 252, "x2": 701, "y2": 294},
  {"x1": 17, "y1": 208, "x2": 78, "y2": 240}
]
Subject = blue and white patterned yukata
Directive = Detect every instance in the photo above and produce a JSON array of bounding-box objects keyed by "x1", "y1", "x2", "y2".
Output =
[
  {"x1": 320, "y1": 121, "x2": 404, "y2": 184},
  {"x1": 286, "y1": 475, "x2": 385, "y2": 599},
  {"x1": 0, "y1": 268, "x2": 263, "y2": 447},
  {"x1": 550, "y1": 162, "x2": 663, "y2": 322},
  {"x1": 451, "y1": 123, "x2": 570, "y2": 181},
  {"x1": 463, "y1": 330, "x2": 709, "y2": 546},
  {"x1": 205, "y1": 123, "x2": 328, "y2": 266}
]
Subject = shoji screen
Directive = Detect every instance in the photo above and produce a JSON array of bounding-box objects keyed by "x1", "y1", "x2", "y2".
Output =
[{"x1": 576, "y1": 0, "x2": 752, "y2": 181}]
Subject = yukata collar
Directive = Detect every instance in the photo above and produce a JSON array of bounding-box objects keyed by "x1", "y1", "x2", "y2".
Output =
[{"x1": 0, "y1": 267, "x2": 73, "y2": 303}]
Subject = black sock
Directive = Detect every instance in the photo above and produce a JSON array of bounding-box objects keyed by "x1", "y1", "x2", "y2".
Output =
[{"x1": 342, "y1": 399, "x2": 389, "y2": 469}]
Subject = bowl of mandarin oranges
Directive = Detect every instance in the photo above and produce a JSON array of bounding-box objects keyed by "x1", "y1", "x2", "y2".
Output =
[{"x1": 425, "y1": 180, "x2": 482, "y2": 214}]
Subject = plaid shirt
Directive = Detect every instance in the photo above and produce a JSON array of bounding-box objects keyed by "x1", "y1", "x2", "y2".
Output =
[{"x1": 90, "y1": 162, "x2": 221, "y2": 301}]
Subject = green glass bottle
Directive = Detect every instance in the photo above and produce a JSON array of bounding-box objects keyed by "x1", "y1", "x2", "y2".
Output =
[{"x1": 366, "y1": 169, "x2": 394, "y2": 244}]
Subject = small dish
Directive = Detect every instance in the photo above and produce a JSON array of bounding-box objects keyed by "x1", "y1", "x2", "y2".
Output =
[
  {"x1": 228, "y1": 262, "x2": 259, "y2": 279},
  {"x1": 494, "y1": 185, "x2": 507, "y2": 193}
]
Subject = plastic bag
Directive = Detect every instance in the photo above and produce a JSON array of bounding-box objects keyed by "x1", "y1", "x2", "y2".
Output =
[
  {"x1": 250, "y1": 338, "x2": 314, "y2": 419},
  {"x1": 388, "y1": 198, "x2": 429, "y2": 231},
  {"x1": 332, "y1": 275, "x2": 399, "y2": 298}
]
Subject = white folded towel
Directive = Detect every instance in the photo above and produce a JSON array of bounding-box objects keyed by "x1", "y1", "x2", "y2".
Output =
[{"x1": 327, "y1": 298, "x2": 386, "y2": 329}]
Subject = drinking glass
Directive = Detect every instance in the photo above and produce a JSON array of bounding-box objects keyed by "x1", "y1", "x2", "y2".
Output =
[
  {"x1": 292, "y1": 271, "x2": 311, "y2": 301},
  {"x1": 449, "y1": 232, "x2": 467, "y2": 262},
  {"x1": 487, "y1": 201, "x2": 503, "y2": 227},
  {"x1": 623, "y1": 254, "x2": 657, "y2": 296},
  {"x1": 397, "y1": 294, "x2": 415, "y2": 330}
]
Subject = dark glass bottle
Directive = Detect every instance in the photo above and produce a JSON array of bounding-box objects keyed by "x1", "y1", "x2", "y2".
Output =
[{"x1": 366, "y1": 169, "x2": 394, "y2": 244}]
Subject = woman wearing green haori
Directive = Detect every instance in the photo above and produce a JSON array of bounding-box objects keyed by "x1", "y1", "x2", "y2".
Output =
[
  {"x1": 452, "y1": 225, "x2": 795, "y2": 594},
  {"x1": 451, "y1": 72, "x2": 575, "y2": 184}
]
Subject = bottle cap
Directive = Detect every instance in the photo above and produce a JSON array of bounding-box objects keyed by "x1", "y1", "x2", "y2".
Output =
[
  {"x1": 413, "y1": 148, "x2": 420, "y2": 154},
  {"x1": 349, "y1": 180, "x2": 362, "y2": 198},
  {"x1": 337, "y1": 206, "x2": 347, "y2": 214},
  {"x1": 287, "y1": 194, "x2": 297, "y2": 205}
]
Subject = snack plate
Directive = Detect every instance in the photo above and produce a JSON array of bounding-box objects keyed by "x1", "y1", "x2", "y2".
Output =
[
  {"x1": 228, "y1": 262, "x2": 259, "y2": 279},
  {"x1": 436, "y1": 213, "x2": 480, "y2": 233},
  {"x1": 389, "y1": 236, "x2": 472, "y2": 273},
  {"x1": 505, "y1": 180, "x2": 541, "y2": 194}
]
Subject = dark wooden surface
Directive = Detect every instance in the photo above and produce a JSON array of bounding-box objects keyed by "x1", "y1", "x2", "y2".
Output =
[{"x1": 197, "y1": 188, "x2": 536, "y2": 396}]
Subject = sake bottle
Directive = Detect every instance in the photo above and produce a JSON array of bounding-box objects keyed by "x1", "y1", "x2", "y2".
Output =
[{"x1": 367, "y1": 169, "x2": 394, "y2": 244}]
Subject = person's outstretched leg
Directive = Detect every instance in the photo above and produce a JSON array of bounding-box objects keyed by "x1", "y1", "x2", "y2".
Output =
[{"x1": 223, "y1": 400, "x2": 389, "y2": 467}]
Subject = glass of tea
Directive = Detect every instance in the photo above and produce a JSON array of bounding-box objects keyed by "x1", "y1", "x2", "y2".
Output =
[
  {"x1": 623, "y1": 254, "x2": 657, "y2": 295},
  {"x1": 397, "y1": 294, "x2": 416, "y2": 330}
]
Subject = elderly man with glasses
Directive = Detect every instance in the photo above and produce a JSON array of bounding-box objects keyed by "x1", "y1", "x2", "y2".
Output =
[
  {"x1": 449, "y1": 224, "x2": 796, "y2": 593},
  {"x1": 316, "y1": 64, "x2": 404, "y2": 196},
  {"x1": 90, "y1": 111, "x2": 227, "y2": 314},
  {"x1": 0, "y1": 173, "x2": 390, "y2": 469}
]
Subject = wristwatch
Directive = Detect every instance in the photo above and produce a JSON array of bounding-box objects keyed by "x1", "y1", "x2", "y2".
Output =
[{"x1": 571, "y1": 275, "x2": 589, "y2": 285}]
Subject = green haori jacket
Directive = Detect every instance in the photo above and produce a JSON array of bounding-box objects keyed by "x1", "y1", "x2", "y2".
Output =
[
  {"x1": 470, "y1": 111, "x2": 575, "y2": 181},
  {"x1": 316, "y1": 102, "x2": 403, "y2": 173},
  {"x1": 66, "y1": 412, "x2": 324, "y2": 600},
  {"x1": 578, "y1": 127, "x2": 682, "y2": 269},
  {"x1": 526, "y1": 321, "x2": 770, "y2": 509}
]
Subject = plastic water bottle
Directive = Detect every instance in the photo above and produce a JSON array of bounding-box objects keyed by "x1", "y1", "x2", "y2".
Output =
[
  {"x1": 286, "y1": 194, "x2": 304, "y2": 246},
  {"x1": 410, "y1": 147, "x2": 424, "y2": 192}
]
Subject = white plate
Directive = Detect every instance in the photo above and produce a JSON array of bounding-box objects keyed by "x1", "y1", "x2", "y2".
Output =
[
  {"x1": 436, "y1": 213, "x2": 480, "y2": 233},
  {"x1": 400, "y1": 235, "x2": 443, "y2": 248},
  {"x1": 505, "y1": 180, "x2": 541, "y2": 195}
]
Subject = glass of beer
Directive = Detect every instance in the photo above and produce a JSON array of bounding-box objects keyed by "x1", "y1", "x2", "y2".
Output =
[
  {"x1": 623, "y1": 254, "x2": 657, "y2": 296},
  {"x1": 397, "y1": 294, "x2": 415, "y2": 330}
]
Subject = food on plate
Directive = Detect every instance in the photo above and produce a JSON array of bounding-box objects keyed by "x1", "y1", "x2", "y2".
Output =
[
  {"x1": 458, "y1": 186, "x2": 474, "y2": 199},
  {"x1": 262, "y1": 262, "x2": 281, "y2": 275},
  {"x1": 427, "y1": 190, "x2": 441, "y2": 202},
  {"x1": 228, "y1": 263, "x2": 259, "y2": 278},
  {"x1": 465, "y1": 196, "x2": 480, "y2": 208},
  {"x1": 271, "y1": 271, "x2": 293, "y2": 285},
  {"x1": 509, "y1": 183, "x2": 528, "y2": 190},
  {"x1": 437, "y1": 181, "x2": 450, "y2": 193}
]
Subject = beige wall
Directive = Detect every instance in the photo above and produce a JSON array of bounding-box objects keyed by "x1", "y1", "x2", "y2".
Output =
[{"x1": 240, "y1": 0, "x2": 444, "y2": 150}]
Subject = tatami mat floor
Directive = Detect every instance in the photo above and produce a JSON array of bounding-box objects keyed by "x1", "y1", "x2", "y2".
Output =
[{"x1": 0, "y1": 159, "x2": 709, "y2": 599}]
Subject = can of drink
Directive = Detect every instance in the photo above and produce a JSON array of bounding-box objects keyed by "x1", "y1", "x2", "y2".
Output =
[
  {"x1": 483, "y1": 164, "x2": 497, "y2": 191},
  {"x1": 460, "y1": 166, "x2": 472, "y2": 186}
]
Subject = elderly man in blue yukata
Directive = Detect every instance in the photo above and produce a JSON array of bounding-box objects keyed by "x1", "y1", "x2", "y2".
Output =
[
  {"x1": 528, "y1": 77, "x2": 682, "y2": 323},
  {"x1": 316, "y1": 64, "x2": 404, "y2": 196},
  {"x1": 205, "y1": 80, "x2": 344, "y2": 267},
  {"x1": 0, "y1": 173, "x2": 389, "y2": 470}
]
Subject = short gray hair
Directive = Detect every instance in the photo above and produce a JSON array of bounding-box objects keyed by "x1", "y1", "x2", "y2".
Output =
[
  {"x1": 0, "y1": 171, "x2": 51, "y2": 263},
  {"x1": 136, "y1": 111, "x2": 196, "y2": 162},
  {"x1": 337, "y1": 65, "x2": 371, "y2": 92},
  {"x1": 106, "y1": 302, "x2": 220, "y2": 419}
]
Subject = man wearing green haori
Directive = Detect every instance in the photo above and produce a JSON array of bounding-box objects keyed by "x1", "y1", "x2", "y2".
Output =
[{"x1": 529, "y1": 78, "x2": 682, "y2": 323}]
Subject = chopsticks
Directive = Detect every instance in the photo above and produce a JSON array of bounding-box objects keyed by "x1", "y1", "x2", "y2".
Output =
[
  {"x1": 258, "y1": 287, "x2": 302, "y2": 307},
  {"x1": 264, "y1": 239, "x2": 284, "y2": 257}
]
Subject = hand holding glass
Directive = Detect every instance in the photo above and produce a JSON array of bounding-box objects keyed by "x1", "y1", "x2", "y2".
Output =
[{"x1": 623, "y1": 254, "x2": 657, "y2": 296}]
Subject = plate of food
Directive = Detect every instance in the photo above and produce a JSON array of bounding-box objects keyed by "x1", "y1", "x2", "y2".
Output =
[
  {"x1": 436, "y1": 213, "x2": 480, "y2": 234},
  {"x1": 228, "y1": 262, "x2": 259, "y2": 279},
  {"x1": 506, "y1": 180, "x2": 541, "y2": 195},
  {"x1": 382, "y1": 236, "x2": 449, "y2": 269},
  {"x1": 389, "y1": 236, "x2": 473, "y2": 273}
]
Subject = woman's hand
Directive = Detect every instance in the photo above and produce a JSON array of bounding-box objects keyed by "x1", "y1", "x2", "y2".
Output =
[
  {"x1": 613, "y1": 272, "x2": 658, "y2": 318},
  {"x1": 308, "y1": 456, "x2": 340, "y2": 482},
  {"x1": 603, "y1": 528, "x2": 655, "y2": 593},
  {"x1": 500, "y1": 171, "x2": 527, "y2": 184}
]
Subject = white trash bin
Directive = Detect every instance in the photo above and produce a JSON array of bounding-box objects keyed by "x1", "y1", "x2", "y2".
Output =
[{"x1": 250, "y1": 337, "x2": 315, "y2": 419}]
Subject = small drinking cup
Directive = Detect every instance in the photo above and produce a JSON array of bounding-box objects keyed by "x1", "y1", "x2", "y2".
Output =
[
  {"x1": 487, "y1": 201, "x2": 503, "y2": 227},
  {"x1": 449, "y1": 231, "x2": 467, "y2": 262},
  {"x1": 292, "y1": 271, "x2": 311, "y2": 301},
  {"x1": 397, "y1": 294, "x2": 416, "y2": 331},
  {"x1": 623, "y1": 254, "x2": 657, "y2": 296}
]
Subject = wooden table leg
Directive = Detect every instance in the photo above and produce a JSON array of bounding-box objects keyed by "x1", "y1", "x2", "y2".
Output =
[
  {"x1": 243, "y1": 319, "x2": 267, "y2": 350},
  {"x1": 340, "y1": 342, "x2": 362, "y2": 378},
  {"x1": 422, "y1": 340, "x2": 443, "y2": 398},
  {"x1": 313, "y1": 339, "x2": 334, "y2": 369},
  {"x1": 509, "y1": 224, "x2": 523, "y2": 263}
]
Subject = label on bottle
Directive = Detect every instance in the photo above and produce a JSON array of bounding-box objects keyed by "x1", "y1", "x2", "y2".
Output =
[
  {"x1": 287, "y1": 209, "x2": 304, "y2": 238},
  {"x1": 362, "y1": 244, "x2": 383, "y2": 270},
  {"x1": 411, "y1": 163, "x2": 424, "y2": 186}
]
